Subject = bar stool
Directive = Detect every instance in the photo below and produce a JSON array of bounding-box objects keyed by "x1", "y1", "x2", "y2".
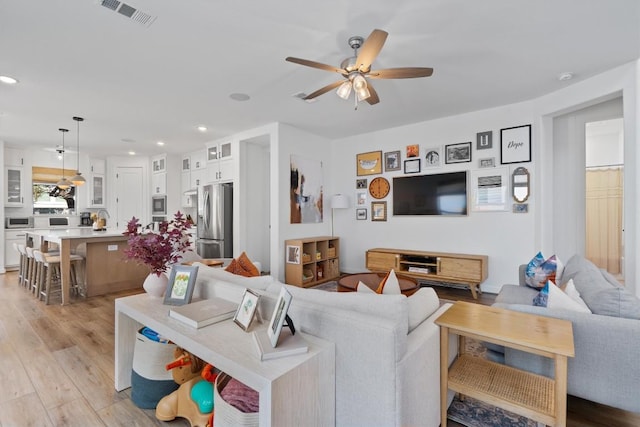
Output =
[
  {"x1": 24, "y1": 246, "x2": 38, "y2": 293},
  {"x1": 14, "y1": 243, "x2": 26, "y2": 286},
  {"x1": 35, "y1": 250, "x2": 85, "y2": 304},
  {"x1": 17, "y1": 244, "x2": 30, "y2": 288}
]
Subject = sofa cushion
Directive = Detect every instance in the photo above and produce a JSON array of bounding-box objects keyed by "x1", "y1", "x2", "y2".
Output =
[
  {"x1": 525, "y1": 252, "x2": 559, "y2": 289},
  {"x1": 191, "y1": 262, "x2": 275, "y2": 302},
  {"x1": 563, "y1": 279, "x2": 592, "y2": 312},
  {"x1": 496, "y1": 284, "x2": 539, "y2": 305},
  {"x1": 407, "y1": 287, "x2": 439, "y2": 331},
  {"x1": 532, "y1": 280, "x2": 591, "y2": 313},
  {"x1": 581, "y1": 287, "x2": 640, "y2": 320}
]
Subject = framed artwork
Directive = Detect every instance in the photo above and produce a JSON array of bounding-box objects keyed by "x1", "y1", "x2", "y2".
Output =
[
  {"x1": 384, "y1": 151, "x2": 401, "y2": 171},
  {"x1": 479, "y1": 157, "x2": 495, "y2": 168},
  {"x1": 424, "y1": 146, "x2": 441, "y2": 168},
  {"x1": 356, "y1": 208, "x2": 367, "y2": 220},
  {"x1": 404, "y1": 158, "x2": 421, "y2": 174},
  {"x1": 500, "y1": 124, "x2": 531, "y2": 164},
  {"x1": 286, "y1": 245, "x2": 300, "y2": 264},
  {"x1": 476, "y1": 131, "x2": 493, "y2": 150},
  {"x1": 356, "y1": 178, "x2": 367, "y2": 189},
  {"x1": 371, "y1": 201, "x2": 387, "y2": 221},
  {"x1": 356, "y1": 151, "x2": 383, "y2": 176},
  {"x1": 267, "y1": 287, "x2": 293, "y2": 347},
  {"x1": 234, "y1": 289, "x2": 260, "y2": 331},
  {"x1": 445, "y1": 142, "x2": 472, "y2": 164},
  {"x1": 513, "y1": 203, "x2": 529, "y2": 213},
  {"x1": 356, "y1": 192, "x2": 367, "y2": 205},
  {"x1": 406, "y1": 144, "x2": 419, "y2": 158},
  {"x1": 163, "y1": 265, "x2": 198, "y2": 306},
  {"x1": 471, "y1": 167, "x2": 508, "y2": 212}
]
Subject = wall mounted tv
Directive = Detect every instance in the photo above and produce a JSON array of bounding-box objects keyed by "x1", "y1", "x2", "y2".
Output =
[{"x1": 393, "y1": 171, "x2": 468, "y2": 216}]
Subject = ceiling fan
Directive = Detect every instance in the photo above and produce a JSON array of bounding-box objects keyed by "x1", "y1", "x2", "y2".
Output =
[{"x1": 286, "y1": 29, "x2": 433, "y2": 106}]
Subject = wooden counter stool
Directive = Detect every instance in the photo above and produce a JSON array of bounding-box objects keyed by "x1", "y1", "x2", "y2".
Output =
[
  {"x1": 25, "y1": 247, "x2": 39, "y2": 294},
  {"x1": 34, "y1": 250, "x2": 85, "y2": 304},
  {"x1": 14, "y1": 243, "x2": 26, "y2": 286},
  {"x1": 17, "y1": 244, "x2": 30, "y2": 289}
]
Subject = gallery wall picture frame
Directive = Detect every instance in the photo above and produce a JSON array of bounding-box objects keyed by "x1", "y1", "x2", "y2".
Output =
[
  {"x1": 424, "y1": 146, "x2": 441, "y2": 168},
  {"x1": 404, "y1": 158, "x2": 421, "y2": 174},
  {"x1": 384, "y1": 151, "x2": 401, "y2": 171},
  {"x1": 286, "y1": 245, "x2": 300, "y2": 264},
  {"x1": 356, "y1": 179, "x2": 367, "y2": 189},
  {"x1": 513, "y1": 203, "x2": 529, "y2": 213},
  {"x1": 500, "y1": 124, "x2": 531, "y2": 164},
  {"x1": 356, "y1": 208, "x2": 367, "y2": 220},
  {"x1": 445, "y1": 141, "x2": 472, "y2": 164},
  {"x1": 479, "y1": 157, "x2": 496, "y2": 168},
  {"x1": 356, "y1": 151, "x2": 383, "y2": 176},
  {"x1": 406, "y1": 144, "x2": 419, "y2": 158},
  {"x1": 233, "y1": 289, "x2": 260, "y2": 331},
  {"x1": 356, "y1": 192, "x2": 367, "y2": 206},
  {"x1": 476, "y1": 131, "x2": 493, "y2": 150},
  {"x1": 163, "y1": 265, "x2": 198, "y2": 306},
  {"x1": 371, "y1": 201, "x2": 387, "y2": 221},
  {"x1": 470, "y1": 167, "x2": 508, "y2": 212}
]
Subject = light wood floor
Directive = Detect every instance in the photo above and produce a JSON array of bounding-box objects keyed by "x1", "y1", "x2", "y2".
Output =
[{"x1": 1, "y1": 272, "x2": 638, "y2": 426}]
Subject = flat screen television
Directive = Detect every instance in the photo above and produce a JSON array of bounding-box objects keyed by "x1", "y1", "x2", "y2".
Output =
[{"x1": 393, "y1": 171, "x2": 468, "y2": 216}]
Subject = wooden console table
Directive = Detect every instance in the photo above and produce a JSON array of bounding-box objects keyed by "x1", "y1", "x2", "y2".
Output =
[
  {"x1": 115, "y1": 294, "x2": 335, "y2": 426},
  {"x1": 435, "y1": 302, "x2": 574, "y2": 427},
  {"x1": 366, "y1": 248, "x2": 488, "y2": 298}
]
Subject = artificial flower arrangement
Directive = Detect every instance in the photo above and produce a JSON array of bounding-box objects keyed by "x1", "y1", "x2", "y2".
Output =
[{"x1": 123, "y1": 211, "x2": 193, "y2": 276}]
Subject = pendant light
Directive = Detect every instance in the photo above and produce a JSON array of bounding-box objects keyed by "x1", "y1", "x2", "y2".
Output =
[
  {"x1": 70, "y1": 116, "x2": 86, "y2": 186},
  {"x1": 57, "y1": 128, "x2": 71, "y2": 189}
]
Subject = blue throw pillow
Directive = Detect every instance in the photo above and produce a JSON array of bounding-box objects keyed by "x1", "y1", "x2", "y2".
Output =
[{"x1": 525, "y1": 252, "x2": 559, "y2": 290}]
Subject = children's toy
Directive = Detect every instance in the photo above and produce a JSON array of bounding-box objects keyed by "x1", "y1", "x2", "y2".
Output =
[{"x1": 155, "y1": 347, "x2": 217, "y2": 427}]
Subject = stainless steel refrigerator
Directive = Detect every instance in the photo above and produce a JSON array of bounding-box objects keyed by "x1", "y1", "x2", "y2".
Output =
[{"x1": 197, "y1": 183, "x2": 233, "y2": 258}]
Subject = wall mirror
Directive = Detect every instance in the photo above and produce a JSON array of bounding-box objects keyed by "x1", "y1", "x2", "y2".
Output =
[{"x1": 512, "y1": 167, "x2": 530, "y2": 203}]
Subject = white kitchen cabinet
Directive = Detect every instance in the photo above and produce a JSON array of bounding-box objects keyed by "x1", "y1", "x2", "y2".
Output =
[
  {"x1": 89, "y1": 158, "x2": 106, "y2": 207},
  {"x1": 181, "y1": 171, "x2": 193, "y2": 207},
  {"x1": 152, "y1": 154, "x2": 166, "y2": 173},
  {"x1": 206, "y1": 140, "x2": 235, "y2": 183},
  {"x1": 152, "y1": 171, "x2": 167, "y2": 195},
  {"x1": 5, "y1": 230, "x2": 27, "y2": 269},
  {"x1": 5, "y1": 166, "x2": 25, "y2": 206},
  {"x1": 206, "y1": 141, "x2": 232, "y2": 162},
  {"x1": 5, "y1": 147, "x2": 25, "y2": 167},
  {"x1": 181, "y1": 155, "x2": 190, "y2": 172},
  {"x1": 192, "y1": 149, "x2": 207, "y2": 170}
]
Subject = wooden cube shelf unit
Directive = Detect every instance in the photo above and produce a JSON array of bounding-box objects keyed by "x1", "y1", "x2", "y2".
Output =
[
  {"x1": 285, "y1": 236, "x2": 340, "y2": 287},
  {"x1": 366, "y1": 248, "x2": 488, "y2": 299}
]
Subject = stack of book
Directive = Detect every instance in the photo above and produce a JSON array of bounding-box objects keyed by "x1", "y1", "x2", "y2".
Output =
[{"x1": 168, "y1": 297, "x2": 238, "y2": 329}]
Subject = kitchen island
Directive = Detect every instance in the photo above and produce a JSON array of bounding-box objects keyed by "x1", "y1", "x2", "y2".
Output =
[{"x1": 26, "y1": 228, "x2": 149, "y2": 305}]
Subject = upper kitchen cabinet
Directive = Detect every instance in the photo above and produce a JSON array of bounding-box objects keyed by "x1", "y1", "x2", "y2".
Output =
[
  {"x1": 152, "y1": 154, "x2": 166, "y2": 173},
  {"x1": 5, "y1": 147, "x2": 25, "y2": 206},
  {"x1": 206, "y1": 140, "x2": 236, "y2": 183},
  {"x1": 152, "y1": 171, "x2": 167, "y2": 195},
  {"x1": 89, "y1": 158, "x2": 106, "y2": 207}
]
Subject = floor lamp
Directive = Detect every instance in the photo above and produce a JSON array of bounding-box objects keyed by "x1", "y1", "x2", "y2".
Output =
[{"x1": 330, "y1": 194, "x2": 350, "y2": 236}]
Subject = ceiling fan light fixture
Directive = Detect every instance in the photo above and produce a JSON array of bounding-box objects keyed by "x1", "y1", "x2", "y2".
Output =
[
  {"x1": 356, "y1": 86, "x2": 371, "y2": 101},
  {"x1": 352, "y1": 74, "x2": 367, "y2": 90},
  {"x1": 336, "y1": 81, "x2": 352, "y2": 100}
]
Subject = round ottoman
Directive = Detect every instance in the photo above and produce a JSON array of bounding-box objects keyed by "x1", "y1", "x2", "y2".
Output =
[{"x1": 338, "y1": 272, "x2": 419, "y2": 296}]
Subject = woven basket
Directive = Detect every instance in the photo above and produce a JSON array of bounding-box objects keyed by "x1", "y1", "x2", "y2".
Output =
[{"x1": 214, "y1": 372, "x2": 259, "y2": 427}]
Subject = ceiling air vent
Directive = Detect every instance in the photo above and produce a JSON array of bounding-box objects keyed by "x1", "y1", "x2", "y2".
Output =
[{"x1": 99, "y1": 0, "x2": 156, "y2": 28}]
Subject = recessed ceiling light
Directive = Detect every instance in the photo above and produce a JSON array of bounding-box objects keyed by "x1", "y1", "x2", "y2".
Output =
[
  {"x1": 0, "y1": 75, "x2": 18, "y2": 84},
  {"x1": 230, "y1": 93, "x2": 250, "y2": 101},
  {"x1": 197, "y1": 126, "x2": 208, "y2": 132},
  {"x1": 558, "y1": 72, "x2": 574, "y2": 81},
  {"x1": 128, "y1": 151, "x2": 136, "y2": 155},
  {"x1": 156, "y1": 141, "x2": 165, "y2": 146}
]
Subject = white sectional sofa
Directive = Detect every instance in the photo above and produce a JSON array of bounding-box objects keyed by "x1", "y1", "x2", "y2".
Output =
[{"x1": 189, "y1": 262, "x2": 454, "y2": 427}]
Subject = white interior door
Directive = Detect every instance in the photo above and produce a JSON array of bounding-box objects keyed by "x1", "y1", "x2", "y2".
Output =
[{"x1": 115, "y1": 166, "x2": 144, "y2": 229}]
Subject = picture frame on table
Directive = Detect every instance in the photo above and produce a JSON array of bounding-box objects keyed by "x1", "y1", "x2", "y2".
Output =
[
  {"x1": 371, "y1": 201, "x2": 387, "y2": 221},
  {"x1": 500, "y1": 124, "x2": 531, "y2": 164},
  {"x1": 404, "y1": 158, "x2": 421, "y2": 174},
  {"x1": 445, "y1": 141, "x2": 472, "y2": 164},
  {"x1": 233, "y1": 289, "x2": 260, "y2": 331},
  {"x1": 268, "y1": 287, "x2": 293, "y2": 347},
  {"x1": 163, "y1": 265, "x2": 198, "y2": 306},
  {"x1": 356, "y1": 151, "x2": 383, "y2": 176},
  {"x1": 356, "y1": 208, "x2": 367, "y2": 220},
  {"x1": 384, "y1": 151, "x2": 401, "y2": 171},
  {"x1": 286, "y1": 245, "x2": 300, "y2": 264}
]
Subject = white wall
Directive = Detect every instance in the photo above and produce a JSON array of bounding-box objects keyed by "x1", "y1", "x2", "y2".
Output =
[{"x1": 329, "y1": 103, "x2": 536, "y2": 293}]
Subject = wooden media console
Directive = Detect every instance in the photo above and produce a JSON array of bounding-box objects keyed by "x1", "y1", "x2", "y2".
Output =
[{"x1": 366, "y1": 248, "x2": 488, "y2": 299}]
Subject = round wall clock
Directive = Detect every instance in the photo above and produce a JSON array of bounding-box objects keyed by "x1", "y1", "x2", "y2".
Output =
[{"x1": 369, "y1": 177, "x2": 391, "y2": 199}]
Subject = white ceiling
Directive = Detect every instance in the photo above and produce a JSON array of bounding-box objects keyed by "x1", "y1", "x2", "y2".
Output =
[{"x1": 1, "y1": 0, "x2": 639, "y2": 158}]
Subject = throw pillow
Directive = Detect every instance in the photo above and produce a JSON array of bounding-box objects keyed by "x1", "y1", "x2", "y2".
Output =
[
  {"x1": 237, "y1": 252, "x2": 260, "y2": 277},
  {"x1": 356, "y1": 280, "x2": 376, "y2": 293},
  {"x1": 375, "y1": 269, "x2": 401, "y2": 294},
  {"x1": 532, "y1": 280, "x2": 591, "y2": 313},
  {"x1": 563, "y1": 279, "x2": 592, "y2": 313},
  {"x1": 225, "y1": 258, "x2": 241, "y2": 274},
  {"x1": 525, "y1": 252, "x2": 560, "y2": 289}
]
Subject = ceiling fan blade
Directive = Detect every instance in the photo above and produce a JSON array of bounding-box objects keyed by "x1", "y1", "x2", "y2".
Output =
[
  {"x1": 286, "y1": 57, "x2": 345, "y2": 74},
  {"x1": 365, "y1": 84, "x2": 380, "y2": 105},
  {"x1": 368, "y1": 67, "x2": 434, "y2": 79},
  {"x1": 355, "y1": 29, "x2": 388, "y2": 72},
  {"x1": 304, "y1": 80, "x2": 345, "y2": 100}
]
